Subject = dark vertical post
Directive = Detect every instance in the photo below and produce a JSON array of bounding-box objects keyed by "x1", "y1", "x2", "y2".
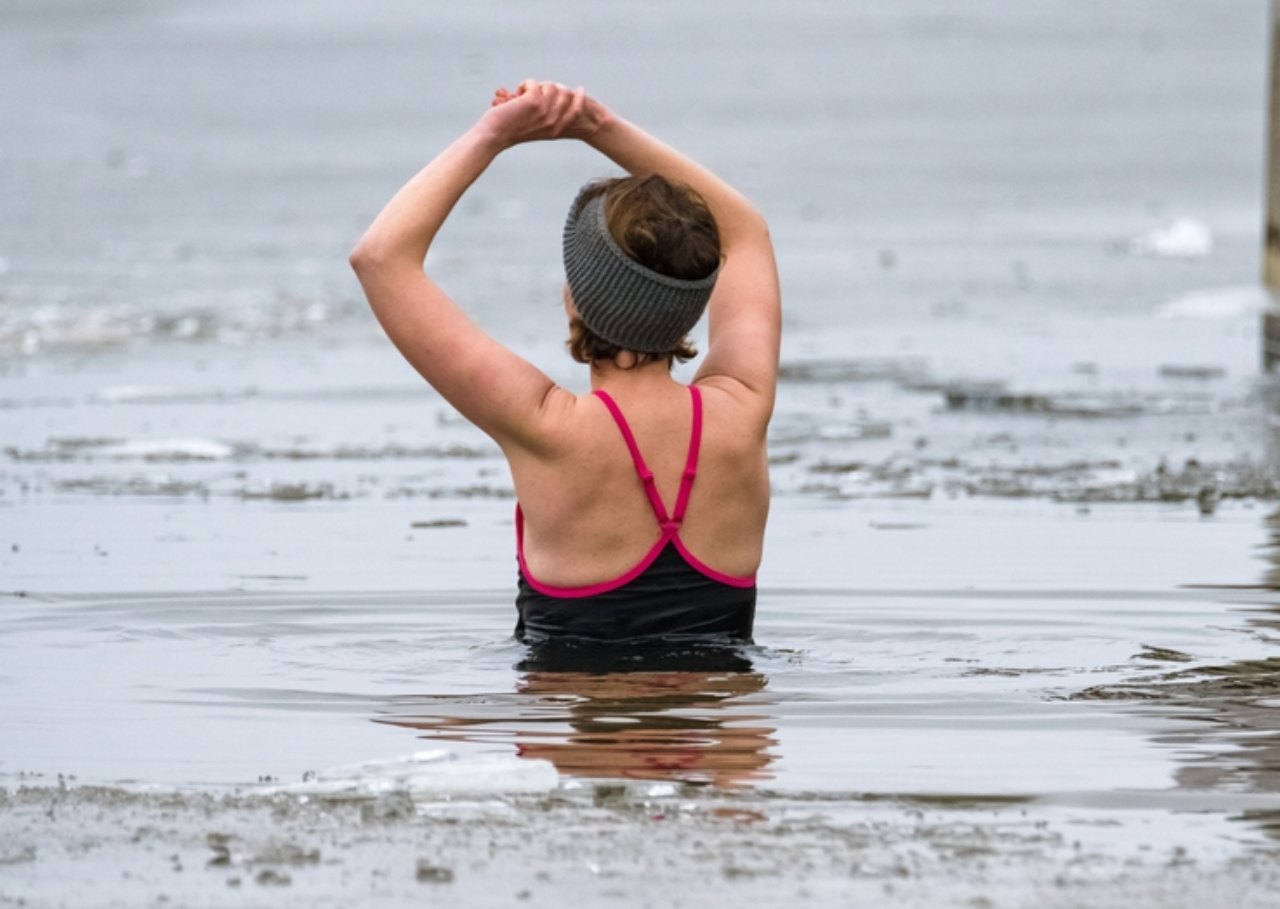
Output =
[{"x1": 1265, "y1": 0, "x2": 1280, "y2": 370}]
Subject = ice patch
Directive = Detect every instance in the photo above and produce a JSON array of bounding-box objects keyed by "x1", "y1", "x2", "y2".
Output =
[
  {"x1": 1156, "y1": 285, "x2": 1271, "y2": 319},
  {"x1": 0, "y1": 297, "x2": 362, "y2": 357},
  {"x1": 96, "y1": 385, "x2": 166, "y2": 403},
  {"x1": 1128, "y1": 218, "x2": 1213, "y2": 258},
  {"x1": 267, "y1": 750, "x2": 559, "y2": 799},
  {"x1": 99, "y1": 438, "x2": 234, "y2": 461}
]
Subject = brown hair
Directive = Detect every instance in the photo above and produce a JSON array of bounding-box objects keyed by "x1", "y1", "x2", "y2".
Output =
[
  {"x1": 567, "y1": 316, "x2": 698, "y2": 367},
  {"x1": 566, "y1": 174, "x2": 720, "y2": 368}
]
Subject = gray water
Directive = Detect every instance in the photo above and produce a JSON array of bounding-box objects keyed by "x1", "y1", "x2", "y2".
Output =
[{"x1": 2, "y1": 2, "x2": 1280, "y2": 905}]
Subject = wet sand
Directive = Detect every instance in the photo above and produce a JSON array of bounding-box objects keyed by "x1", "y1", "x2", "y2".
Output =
[{"x1": 4, "y1": 781, "x2": 1279, "y2": 909}]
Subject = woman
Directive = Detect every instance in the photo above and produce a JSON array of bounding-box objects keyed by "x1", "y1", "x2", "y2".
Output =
[{"x1": 350, "y1": 81, "x2": 780, "y2": 642}]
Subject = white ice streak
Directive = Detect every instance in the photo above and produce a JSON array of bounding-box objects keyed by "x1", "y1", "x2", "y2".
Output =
[
  {"x1": 1127, "y1": 218, "x2": 1213, "y2": 258},
  {"x1": 265, "y1": 750, "x2": 559, "y2": 799},
  {"x1": 95, "y1": 385, "x2": 146, "y2": 403},
  {"x1": 1156, "y1": 285, "x2": 1271, "y2": 319},
  {"x1": 97, "y1": 438, "x2": 235, "y2": 461},
  {"x1": 0, "y1": 297, "x2": 353, "y2": 357}
]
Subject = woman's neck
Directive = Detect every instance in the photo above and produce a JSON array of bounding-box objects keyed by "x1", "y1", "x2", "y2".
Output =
[{"x1": 589, "y1": 356, "x2": 681, "y2": 394}]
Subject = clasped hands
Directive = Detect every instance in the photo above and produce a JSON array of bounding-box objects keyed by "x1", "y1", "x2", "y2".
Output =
[{"x1": 481, "y1": 79, "x2": 608, "y2": 146}]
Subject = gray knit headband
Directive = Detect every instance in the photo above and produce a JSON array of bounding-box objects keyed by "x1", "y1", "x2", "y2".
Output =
[{"x1": 562, "y1": 188, "x2": 718, "y2": 354}]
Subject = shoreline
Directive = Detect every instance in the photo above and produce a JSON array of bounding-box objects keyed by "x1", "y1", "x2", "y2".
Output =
[{"x1": 3, "y1": 780, "x2": 1278, "y2": 909}]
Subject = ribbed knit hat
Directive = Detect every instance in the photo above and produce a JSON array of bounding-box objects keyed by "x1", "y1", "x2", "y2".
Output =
[{"x1": 562, "y1": 186, "x2": 718, "y2": 354}]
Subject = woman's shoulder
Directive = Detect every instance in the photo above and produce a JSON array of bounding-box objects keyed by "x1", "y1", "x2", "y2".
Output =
[
  {"x1": 507, "y1": 376, "x2": 771, "y2": 463},
  {"x1": 501, "y1": 384, "x2": 609, "y2": 461}
]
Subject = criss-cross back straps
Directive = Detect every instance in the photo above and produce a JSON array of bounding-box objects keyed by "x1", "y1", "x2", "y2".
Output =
[{"x1": 592, "y1": 385, "x2": 702, "y2": 534}]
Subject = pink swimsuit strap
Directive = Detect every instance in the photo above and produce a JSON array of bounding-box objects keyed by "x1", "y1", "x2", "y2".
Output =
[
  {"x1": 516, "y1": 385, "x2": 756, "y2": 598},
  {"x1": 591, "y1": 386, "x2": 701, "y2": 531}
]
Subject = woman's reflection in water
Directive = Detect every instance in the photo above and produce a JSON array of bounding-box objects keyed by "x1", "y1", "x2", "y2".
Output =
[{"x1": 381, "y1": 639, "x2": 777, "y2": 787}]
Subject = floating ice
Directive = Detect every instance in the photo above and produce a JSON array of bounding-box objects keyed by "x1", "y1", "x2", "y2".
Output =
[
  {"x1": 0, "y1": 297, "x2": 363, "y2": 357},
  {"x1": 1127, "y1": 218, "x2": 1213, "y2": 258},
  {"x1": 1156, "y1": 285, "x2": 1270, "y2": 319},
  {"x1": 99, "y1": 438, "x2": 234, "y2": 461},
  {"x1": 95, "y1": 385, "x2": 163, "y2": 403},
  {"x1": 645, "y1": 782, "x2": 679, "y2": 798},
  {"x1": 266, "y1": 750, "x2": 559, "y2": 799}
]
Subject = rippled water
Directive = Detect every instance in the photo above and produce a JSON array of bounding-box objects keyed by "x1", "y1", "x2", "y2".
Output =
[{"x1": 4, "y1": 497, "x2": 1279, "y2": 821}]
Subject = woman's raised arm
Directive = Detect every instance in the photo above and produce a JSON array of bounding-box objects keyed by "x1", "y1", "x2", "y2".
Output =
[
  {"x1": 350, "y1": 81, "x2": 779, "y2": 443},
  {"x1": 348, "y1": 83, "x2": 588, "y2": 451},
  {"x1": 580, "y1": 107, "x2": 781, "y2": 418}
]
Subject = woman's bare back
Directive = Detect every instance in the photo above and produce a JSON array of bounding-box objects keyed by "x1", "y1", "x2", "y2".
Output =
[{"x1": 509, "y1": 377, "x2": 769, "y2": 589}]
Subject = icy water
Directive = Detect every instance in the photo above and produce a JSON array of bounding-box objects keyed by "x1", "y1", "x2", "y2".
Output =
[{"x1": 3, "y1": 1, "x2": 1280, "y2": 905}]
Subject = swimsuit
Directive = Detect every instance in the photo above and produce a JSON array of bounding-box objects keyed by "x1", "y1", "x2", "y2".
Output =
[{"x1": 515, "y1": 385, "x2": 757, "y2": 642}]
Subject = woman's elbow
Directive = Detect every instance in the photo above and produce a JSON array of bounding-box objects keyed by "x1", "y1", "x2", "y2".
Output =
[
  {"x1": 743, "y1": 205, "x2": 770, "y2": 238},
  {"x1": 349, "y1": 237, "x2": 426, "y2": 281},
  {"x1": 723, "y1": 210, "x2": 771, "y2": 253},
  {"x1": 348, "y1": 240, "x2": 383, "y2": 276}
]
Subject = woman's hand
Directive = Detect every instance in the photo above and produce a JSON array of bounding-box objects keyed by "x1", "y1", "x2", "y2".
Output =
[{"x1": 482, "y1": 80, "x2": 609, "y2": 147}]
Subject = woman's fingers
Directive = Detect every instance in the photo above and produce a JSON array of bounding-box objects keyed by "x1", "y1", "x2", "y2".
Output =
[
  {"x1": 568, "y1": 86, "x2": 587, "y2": 124},
  {"x1": 488, "y1": 80, "x2": 591, "y2": 142},
  {"x1": 551, "y1": 86, "x2": 579, "y2": 134}
]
